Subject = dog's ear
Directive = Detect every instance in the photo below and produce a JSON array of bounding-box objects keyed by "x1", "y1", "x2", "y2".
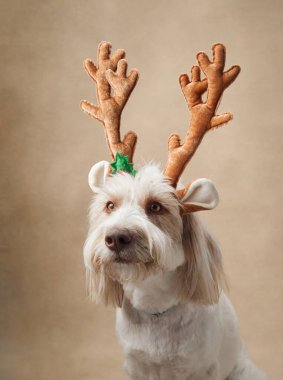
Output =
[
  {"x1": 179, "y1": 179, "x2": 219, "y2": 213},
  {"x1": 88, "y1": 161, "x2": 110, "y2": 193},
  {"x1": 177, "y1": 214, "x2": 226, "y2": 305}
]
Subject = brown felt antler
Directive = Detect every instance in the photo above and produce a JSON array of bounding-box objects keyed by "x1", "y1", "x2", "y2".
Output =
[
  {"x1": 164, "y1": 43, "x2": 241, "y2": 188},
  {"x1": 81, "y1": 42, "x2": 139, "y2": 162}
]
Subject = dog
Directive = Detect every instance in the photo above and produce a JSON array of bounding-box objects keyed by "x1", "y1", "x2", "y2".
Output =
[
  {"x1": 81, "y1": 42, "x2": 268, "y2": 379},
  {"x1": 83, "y1": 163, "x2": 268, "y2": 380}
]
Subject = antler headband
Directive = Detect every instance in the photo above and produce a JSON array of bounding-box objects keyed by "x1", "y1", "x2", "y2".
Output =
[{"x1": 81, "y1": 42, "x2": 240, "y2": 191}]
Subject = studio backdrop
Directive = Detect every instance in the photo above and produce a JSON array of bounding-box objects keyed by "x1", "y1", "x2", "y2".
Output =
[{"x1": 1, "y1": 1, "x2": 282, "y2": 379}]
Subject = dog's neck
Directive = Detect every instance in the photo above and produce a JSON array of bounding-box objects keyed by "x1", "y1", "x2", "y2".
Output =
[{"x1": 123, "y1": 269, "x2": 180, "y2": 315}]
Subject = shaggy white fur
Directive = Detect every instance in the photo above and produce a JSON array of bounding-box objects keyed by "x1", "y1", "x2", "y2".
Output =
[{"x1": 84, "y1": 163, "x2": 268, "y2": 380}]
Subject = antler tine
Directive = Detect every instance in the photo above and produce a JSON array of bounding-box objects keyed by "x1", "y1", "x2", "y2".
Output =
[
  {"x1": 81, "y1": 41, "x2": 139, "y2": 162},
  {"x1": 164, "y1": 43, "x2": 241, "y2": 187}
]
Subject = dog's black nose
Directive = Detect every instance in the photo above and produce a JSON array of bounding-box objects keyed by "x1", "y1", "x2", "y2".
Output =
[{"x1": 105, "y1": 230, "x2": 133, "y2": 252}]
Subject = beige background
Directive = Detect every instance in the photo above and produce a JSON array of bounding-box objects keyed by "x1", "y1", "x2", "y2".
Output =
[{"x1": 1, "y1": 0, "x2": 282, "y2": 379}]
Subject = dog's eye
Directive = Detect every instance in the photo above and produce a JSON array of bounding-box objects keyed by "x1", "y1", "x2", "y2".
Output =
[
  {"x1": 106, "y1": 201, "x2": 115, "y2": 211},
  {"x1": 149, "y1": 202, "x2": 162, "y2": 213}
]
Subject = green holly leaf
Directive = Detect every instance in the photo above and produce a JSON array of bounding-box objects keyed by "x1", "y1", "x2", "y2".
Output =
[{"x1": 110, "y1": 153, "x2": 138, "y2": 176}]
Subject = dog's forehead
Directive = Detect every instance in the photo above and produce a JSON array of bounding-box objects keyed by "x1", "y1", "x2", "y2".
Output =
[{"x1": 103, "y1": 164, "x2": 174, "y2": 202}]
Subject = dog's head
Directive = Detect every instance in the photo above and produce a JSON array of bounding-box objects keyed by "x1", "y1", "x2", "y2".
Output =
[{"x1": 84, "y1": 161, "x2": 224, "y2": 307}]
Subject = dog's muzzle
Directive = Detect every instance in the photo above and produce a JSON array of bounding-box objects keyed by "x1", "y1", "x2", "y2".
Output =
[
  {"x1": 104, "y1": 228, "x2": 152, "y2": 264},
  {"x1": 105, "y1": 229, "x2": 137, "y2": 263}
]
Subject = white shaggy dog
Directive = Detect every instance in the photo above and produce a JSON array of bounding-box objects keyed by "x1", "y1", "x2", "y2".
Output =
[
  {"x1": 83, "y1": 163, "x2": 268, "y2": 380},
  {"x1": 81, "y1": 41, "x2": 268, "y2": 379}
]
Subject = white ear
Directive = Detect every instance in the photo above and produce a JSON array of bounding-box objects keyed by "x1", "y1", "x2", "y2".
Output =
[
  {"x1": 181, "y1": 178, "x2": 219, "y2": 210},
  {"x1": 88, "y1": 161, "x2": 110, "y2": 193}
]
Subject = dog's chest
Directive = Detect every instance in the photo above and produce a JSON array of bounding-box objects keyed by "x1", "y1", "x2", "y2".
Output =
[{"x1": 116, "y1": 299, "x2": 222, "y2": 368}]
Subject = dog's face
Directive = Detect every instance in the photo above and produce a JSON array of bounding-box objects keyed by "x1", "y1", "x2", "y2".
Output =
[
  {"x1": 84, "y1": 162, "x2": 221, "y2": 305},
  {"x1": 85, "y1": 164, "x2": 185, "y2": 282}
]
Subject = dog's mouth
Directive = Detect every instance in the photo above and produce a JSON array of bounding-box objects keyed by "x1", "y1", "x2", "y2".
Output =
[
  {"x1": 103, "y1": 245, "x2": 158, "y2": 282},
  {"x1": 110, "y1": 245, "x2": 154, "y2": 265},
  {"x1": 112, "y1": 249, "x2": 140, "y2": 264},
  {"x1": 114, "y1": 255, "x2": 134, "y2": 264}
]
